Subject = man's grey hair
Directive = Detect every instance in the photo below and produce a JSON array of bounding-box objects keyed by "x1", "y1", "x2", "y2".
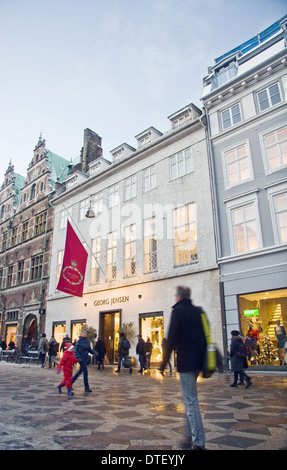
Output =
[{"x1": 176, "y1": 285, "x2": 191, "y2": 300}]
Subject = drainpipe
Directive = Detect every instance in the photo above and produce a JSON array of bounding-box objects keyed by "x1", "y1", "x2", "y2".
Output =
[
  {"x1": 0, "y1": 216, "x2": 14, "y2": 336},
  {"x1": 200, "y1": 109, "x2": 227, "y2": 356},
  {"x1": 38, "y1": 194, "x2": 52, "y2": 336}
]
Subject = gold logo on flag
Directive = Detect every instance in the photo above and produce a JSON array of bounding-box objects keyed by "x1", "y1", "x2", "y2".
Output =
[{"x1": 63, "y1": 260, "x2": 84, "y2": 286}]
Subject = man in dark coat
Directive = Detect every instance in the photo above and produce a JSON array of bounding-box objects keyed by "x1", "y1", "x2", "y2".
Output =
[
  {"x1": 136, "y1": 335, "x2": 146, "y2": 373},
  {"x1": 160, "y1": 285, "x2": 206, "y2": 450},
  {"x1": 72, "y1": 328, "x2": 97, "y2": 392}
]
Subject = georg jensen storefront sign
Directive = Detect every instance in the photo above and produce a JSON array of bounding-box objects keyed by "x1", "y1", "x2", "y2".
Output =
[{"x1": 94, "y1": 296, "x2": 129, "y2": 307}]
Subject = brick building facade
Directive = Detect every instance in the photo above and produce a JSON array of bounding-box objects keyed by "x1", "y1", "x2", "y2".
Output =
[{"x1": 0, "y1": 135, "x2": 70, "y2": 350}]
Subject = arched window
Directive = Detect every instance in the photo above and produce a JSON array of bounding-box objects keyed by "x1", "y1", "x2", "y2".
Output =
[
  {"x1": 30, "y1": 183, "x2": 36, "y2": 200},
  {"x1": 0, "y1": 205, "x2": 4, "y2": 220}
]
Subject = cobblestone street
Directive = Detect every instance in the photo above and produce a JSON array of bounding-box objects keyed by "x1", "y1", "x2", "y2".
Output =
[{"x1": 0, "y1": 362, "x2": 286, "y2": 452}]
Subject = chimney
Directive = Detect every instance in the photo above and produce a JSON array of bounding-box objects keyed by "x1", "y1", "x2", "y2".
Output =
[{"x1": 81, "y1": 129, "x2": 103, "y2": 173}]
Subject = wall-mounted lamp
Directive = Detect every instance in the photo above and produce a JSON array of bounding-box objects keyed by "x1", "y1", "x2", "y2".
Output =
[{"x1": 85, "y1": 195, "x2": 95, "y2": 218}]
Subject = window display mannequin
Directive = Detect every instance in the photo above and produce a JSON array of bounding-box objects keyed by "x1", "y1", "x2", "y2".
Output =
[
  {"x1": 275, "y1": 320, "x2": 286, "y2": 365},
  {"x1": 246, "y1": 322, "x2": 260, "y2": 364}
]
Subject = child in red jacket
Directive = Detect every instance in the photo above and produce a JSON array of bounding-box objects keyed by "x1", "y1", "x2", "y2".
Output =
[{"x1": 57, "y1": 342, "x2": 78, "y2": 396}]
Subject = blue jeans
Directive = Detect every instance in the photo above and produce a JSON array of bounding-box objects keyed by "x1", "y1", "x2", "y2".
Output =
[
  {"x1": 179, "y1": 371, "x2": 205, "y2": 448},
  {"x1": 138, "y1": 354, "x2": 146, "y2": 372},
  {"x1": 72, "y1": 361, "x2": 89, "y2": 390}
]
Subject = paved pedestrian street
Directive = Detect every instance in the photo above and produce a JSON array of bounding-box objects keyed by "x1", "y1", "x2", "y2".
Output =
[{"x1": 0, "y1": 362, "x2": 286, "y2": 452}]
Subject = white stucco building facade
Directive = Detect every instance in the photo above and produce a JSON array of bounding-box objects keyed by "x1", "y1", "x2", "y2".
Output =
[{"x1": 46, "y1": 104, "x2": 222, "y2": 364}]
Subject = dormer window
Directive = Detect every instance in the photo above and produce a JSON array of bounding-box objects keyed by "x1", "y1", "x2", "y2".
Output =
[{"x1": 211, "y1": 60, "x2": 238, "y2": 90}]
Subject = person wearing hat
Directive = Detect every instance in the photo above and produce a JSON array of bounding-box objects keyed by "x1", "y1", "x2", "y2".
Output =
[
  {"x1": 229, "y1": 330, "x2": 252, "y2": 388},
  {"x1": 57, "y1": 342, "x2": 78, "y2": 396},
  {"x1": 136, "y1": 334, "x2": 146, "y2": 373},
  {"x1": 72, "y1": 328, "x2": 98, "y2": 392}
]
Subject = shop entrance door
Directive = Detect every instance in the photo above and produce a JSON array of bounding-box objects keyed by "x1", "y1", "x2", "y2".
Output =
[{"x1": 99, "y1": 311, "x2": 120, "y2": 364}]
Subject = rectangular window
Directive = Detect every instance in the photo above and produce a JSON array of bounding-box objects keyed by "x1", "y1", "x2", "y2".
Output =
[
  {"x1": 124, "y1": 175, "x2": 136, "y2": 201},
  {"x1": 144, "y1": 217, "x2": 157, "y2": 272},
  {"x1": 30, "y1": 254, "x2": 43, "y2": 281},
  {"x1": 17, "y1": 260, "x2": 24, "y2": 284},
  {"x1": 22, "y1": 221, "x2": 29, "y2": 241},
  {"x1": 34, "y1": 212, "x2": 47, "y2": 236},
  {"x1": 257, "y1": 82, "x2": 282, "y2": 112},
  {"x1": 93, "y1": 192, "x2": 103, "y2": 215},
  {"x1": 143, "y1": 165, "x2": 156, "y2": 193},
  {"x1": 173, "y1": 203, "x2": 197, "y2": 266},
  {"x1": 107, "y1": 184, "x2": 119, "y2": 208},
  {"x1": 221, "y1": 103, "x2": 242, "y2": 130},
  {"x1": 79, "y1": 199, "x2": 90, "y2": 221},
  {"x1": 56, "y1": 250, "x2": 64, "y2": 285},
  {"x1": 274, "y1": 193, "x2": 287, "y2": 244},
  {"x1": 224, "y1": 142, "x2": 252, "y2": 186},
  {"x1": 106, "y1": 231, "x2": 117, "y2": 280},
  {"x1": 263, "y1": 126, "x2": 287, "y2": 172},
  {"x1": 11, "y1": 227, "x2": 17, "y2": 246},
  {"x1": 1, "y1": 232, "x2": 8, "y2": 251},
  {"x1": 231, "y1": 204, "x2": 259, "y2": 253},
  {"x1": 91, "y1": 237, "x2": 101, "y2": 284},
  {"x1": 7, "y1": 265, "x2": 13, "y2": 287},
  {"x1": 124, "y1": 224, "x2": 136, "y2": 277},
  {"x1": 60, "y1": 208, "x2": 72, "y2": 229},
  {"x1": 170, "y1": 148, "x2": 192, "y2": 181}
]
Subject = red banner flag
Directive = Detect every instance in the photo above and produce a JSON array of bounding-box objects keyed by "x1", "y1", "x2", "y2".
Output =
[{"x1": 57, "y1": 221, "x2": 88, "y2": 297}]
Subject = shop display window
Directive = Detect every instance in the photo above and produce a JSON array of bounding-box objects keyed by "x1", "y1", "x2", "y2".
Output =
[
  {"x1": 239, "y1": 289, "x2": 287, "y2": 366},
  {"x1": 140, "y1": 313, "x2": 164, "y2": 363}
]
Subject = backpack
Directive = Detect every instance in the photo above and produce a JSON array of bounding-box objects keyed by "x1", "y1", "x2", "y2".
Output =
[
  {"x1": 122, "y1": 339, "x2": 131, "y2": 350},
  {"x1": 44, "y1": 339, "x2": 49, "y2": 352},
  {"x1": 237, "y1": 342, "x2": 247, "y2": 358},
  {"x1": 201, "y1": 310, "x2": 217, "y2": 378}
]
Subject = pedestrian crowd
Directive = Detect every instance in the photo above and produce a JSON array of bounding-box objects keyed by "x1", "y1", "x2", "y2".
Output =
[{"x1": 0, "y1": 285, "x2": 256, "y2": 451}]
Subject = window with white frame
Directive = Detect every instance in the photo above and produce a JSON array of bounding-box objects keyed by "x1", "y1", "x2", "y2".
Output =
[
  {"x1": 268, "y1": 184, "x2": 287, "y2": 245},
  {"x1": 60, "y1": 207, "x2": 72, "y2": 229},
  {"x1": 124, "y1": 224, "x2": 136, "y2": 277},
  {"x1": 91, "y1": 237, "x2": 101, "y2": 284},
  {"x1": 224, "y1": 142, "x2": 253, "y2": 187},
  {"x1": 257, "y1": 82, "x2": 282, "y2": 112},
  {"x1": 124, "y1": 175, "x2": 136, "y2": 201},
  {"x1": 262, "y1": 125, "x2": 287, "y2": 172},
  {"x1": 274, "y1": 193, "x2": 287, "y2": 244},
  {"x1": 79, "y1": 198, "x2": 90, "y2": 221},
  {"x1": 170, "y1": 148, "x2": 192, "y2": 181},
  {"x1": 56, "y1": 250, "x2": 64, "y2": 285},
  {"x1": 227, "y1": 196, "x2": 261, "y2": 254},
  {"x1": 92, "y1": 192, "x2": 103, "y2": 215},
  {"x1": 173, "y1": 203, "x2": 197, "y2": 266},
  {"x1": 106, "y1": 231, "x2": 117, "y2": 280},
  {"x1": 144, "y1": 217, "x2": 157, "y2": 272},
  {"x1": 221, "y1": 103, "x2": 241, "y2": 130},
  {"x1": 107, "y1": 184, "x2": 119, "y2": 208},
  {"x1": 143, "y1": 165, "x2": 156, "y2": 193}
]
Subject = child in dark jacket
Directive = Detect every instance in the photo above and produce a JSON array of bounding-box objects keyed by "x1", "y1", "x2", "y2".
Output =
[
  {"x1": 229, "y1": 330, "x2": 252, "y2": 389},
  {"x1": 57, "y1": 342, "x2": 78, "y2": 396}
]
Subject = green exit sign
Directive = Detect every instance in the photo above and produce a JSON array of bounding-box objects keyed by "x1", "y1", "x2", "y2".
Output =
[{"x1": 244, "y1": 309, "x2": 259, "y2": 316}]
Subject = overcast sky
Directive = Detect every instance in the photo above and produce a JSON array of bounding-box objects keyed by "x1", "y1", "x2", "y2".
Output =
[{"x1": 0, "y1": 0, "x2": 286, "y2": 183}]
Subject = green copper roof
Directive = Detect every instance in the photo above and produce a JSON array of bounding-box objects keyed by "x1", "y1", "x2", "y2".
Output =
[{"x1": 47, "y1": 150, "x2": 71, "y2": 187}]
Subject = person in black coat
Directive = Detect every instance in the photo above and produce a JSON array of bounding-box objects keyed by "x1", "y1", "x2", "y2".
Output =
[
  {"x1": 136, "y1": 335, "x2": 146, "y2": 373},
  {"x1": 229, "y1": 330, "x2": 251, "y2": 389},
  {"x1": 72, "y1": 329, "x2": 98, "y2": 392},
  {"x1": 95, "y1": 337, "x2": 106, "y2": 370},
  {"x1": 160, "y1": 285, "x2": 207, "y2": 450}
]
